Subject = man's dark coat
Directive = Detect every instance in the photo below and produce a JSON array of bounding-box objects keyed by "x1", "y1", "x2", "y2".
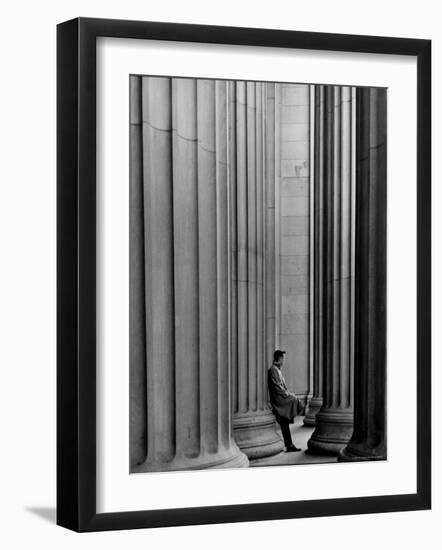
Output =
[{"x1": 267, "y1": 362, "x2": 302, "y2": 423}]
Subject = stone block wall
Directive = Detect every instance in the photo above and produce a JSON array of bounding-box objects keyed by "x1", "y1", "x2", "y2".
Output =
[{"x1": 277, "y1": 84, "x2": 311, "y2": 402}]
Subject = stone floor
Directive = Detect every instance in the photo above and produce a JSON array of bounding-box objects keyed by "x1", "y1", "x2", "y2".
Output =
[{"x1": 250, "y1": 416, "x2": 338, "y2": 467}]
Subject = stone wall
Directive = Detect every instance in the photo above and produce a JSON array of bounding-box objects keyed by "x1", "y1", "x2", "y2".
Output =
[{"x1": 277, "y1": 84, "x2": 311, "y2": 402}]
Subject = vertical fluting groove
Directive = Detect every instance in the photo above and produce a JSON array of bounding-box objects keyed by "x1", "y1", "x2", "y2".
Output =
[
  {"x1": 212, "y1": 80, "x2": 223, "y2": 452},
  {"x1": 265, "y1": 82, "x2": 276, "y2": 371},
  {"x1": 226, "y1": 81, "x2": 231, "y2": 441},
  {"x1": 359, "y1": 88, "x2": 373, "y2": 441},
  {"x1": 332, "y1": 86, "x2": 342, "y2": 408},
  {"x1": 324, "y1": 85, "x2": 334, "y2": 409},
  {"x1": 261, "y1": 84, "x2": 267, "y2": 405},
  {"x1": 256, "y1": 83, "x2": 264, "y2": 410},
  {"x1": 356, "y1": 88, "x2": 370, "y2": 438},
  {"x1": 168, "y1": 79, "x2": 178, "y2": 459},
  {"x1": 236, "y1": 81, "x2": 248, "y2": 414},
  {"x1": 142, "y1": 76, "x2": 176, "y2": 462},
  {"x1": 317, "y1": 86, "x2": 324, "y2": 399},
  {"x1": 364, "y1": 88, "x2": 372, "y2": 441},
  {"x1": 261, "y1": 83, "x2": 266, "y2": 404},
  {"x1": 367, "y1": 90, "x2": 375, "y2": 441},
  {"x1": 369, "y1": 88, "x2": 382, "y2": 445},
  {"x1": 313, "y1": 86, "x2": 320, "y2": 398},
  {"x1": 226, "y1": 81, "x2": 235, "y2": 440},
  {"x1": 216, "y1": 80, "x2": 230, "y2": 449},
  {"x1": 313, "y1": 85, "x2": 325, "y2": 400},
  {"x1": 194, "y1": 81, "x2": 202, "y2": 457},
  {"x1": 215, "y1": 81, "x2": 221, "y2": 450},
  {"x1": 172, "y1": 78, "x2": 200, "y2": 459},
  {"x1": 129, "y1": 76, "x2": 147, "y2": 466},
  {"x1": 340, "y1": 87, "x2": 352, "y2": 409},
  {"x1": 143, "y1": 78, "x2": 154, "y2": 460},
  {"x1": 350, "y1": 87, "x2": 356, "y2": 414},
  {"x1": 197, "y1": 80, "x2": 218, "y2": 454},
  {"x1": 274, "y1": 84, "x2": 281, "y2": 346},
  {"x1": 246, "y1": 82, "x2": 257, "y2": 412},
  {"x1": 304, "y1": 84, "x2": 323, "y2": 427},
  {"x1": 260, "y1": 82, "x2": 265, "y2": 408},
  {"x1": 261, "y1": 83, "x2": 266, "y2": 374},
  {"x1": 229, "y1": 82, "x2": 239, "y2": 416},
  {"x1": 308, "y1": 84, "x2": 315, "y2": 402}
]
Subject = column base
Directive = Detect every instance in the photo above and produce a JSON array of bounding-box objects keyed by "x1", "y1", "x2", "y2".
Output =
[
  {"x1": 303, "y1": 396, "x2": 323, "y2": 426},
  {"x1": 338, "y1": 441, "x2": 386, "y2": 462},
  {"x1": 307, "y1": 407, "x2": 353, "y2": 456},
  {"x1": 132, "y1": 444, "x2": 249, "y2": 473},
  {"x1": 233, "y1": 409, "x2": 285, "y2": 460}
]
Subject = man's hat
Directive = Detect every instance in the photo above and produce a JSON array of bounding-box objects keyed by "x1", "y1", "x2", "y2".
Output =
[{"x1": 273, "y1": 349, "x2": 286, "y2": 361}]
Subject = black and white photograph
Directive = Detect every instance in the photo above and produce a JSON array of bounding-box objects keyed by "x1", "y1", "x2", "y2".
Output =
[
  {"x1": 0, "y1": 0, "x2": 435, "y2": 544},
  {"x1": 129, "y1": 76, "x2": 387, "y2": 473}
]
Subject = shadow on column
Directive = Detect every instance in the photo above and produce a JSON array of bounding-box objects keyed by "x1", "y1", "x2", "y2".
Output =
[{"x1": 339, "y1": 87, "x2": 387, "y2": 462}]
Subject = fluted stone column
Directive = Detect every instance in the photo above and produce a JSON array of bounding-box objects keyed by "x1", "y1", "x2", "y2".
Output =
[
  {"x1": 130, "y1": 76, "x2": 248, "y2": 472},
  {"x1": 308, "y1": 86, "x2": 355, "y2": 454},
  {"x1": 304, "y1": 86, "x2": 324, "y2": 426},
  {"x1": 265, "y1": 83, "x2": 277, "y2": 368},
  {"x1": 232, "y1": 82, "x2": 284, "y2": 459},
  {"x1": 129, "y1": 75, "x2": 147, "y2": 465},
  {"x1": 340, "y1": 87, "x2": 387, "y2": 461}
]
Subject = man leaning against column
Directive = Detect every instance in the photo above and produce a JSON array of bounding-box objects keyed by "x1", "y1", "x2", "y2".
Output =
[{"x1": 268, "y1": 350, "x2": 303, "y2": 452}]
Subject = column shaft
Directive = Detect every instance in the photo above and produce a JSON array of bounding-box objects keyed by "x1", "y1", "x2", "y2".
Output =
[
  {"x1": 340, "y1": 87, "x2": 387, "y2": 461},
  {"x1": 131, "y1": 77, "x2": 248, "y2": 472},
  {"x1": 308, "y1": 86, "x2": 355, "y2": 454},
  {"x1": 233, "y1": 82, "x2": 284, "y2": 459},
  {"x1": 143, "y1": 77, "x2": 176, "y2": 464},
  {"x1": 173, "y1": 78, "x2": 200, "y2": 460}
]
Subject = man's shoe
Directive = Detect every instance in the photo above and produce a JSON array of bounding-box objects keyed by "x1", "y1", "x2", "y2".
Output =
[{"x1": 286, "y1": 445, "x2": 301, "y2": 452}]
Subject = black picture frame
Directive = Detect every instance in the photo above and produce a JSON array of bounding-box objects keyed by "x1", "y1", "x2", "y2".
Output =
[{"x1": 57, "y1": 17, "x2": 431, "y2": 532}]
